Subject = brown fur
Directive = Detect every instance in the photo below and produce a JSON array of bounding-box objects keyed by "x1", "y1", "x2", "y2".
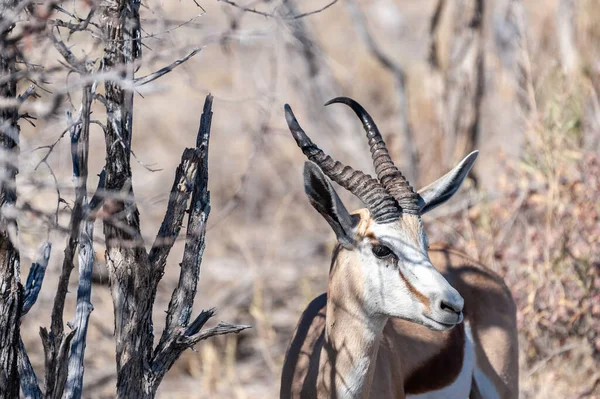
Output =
[
  {"x1": 280, "y1": 243, "x2": 518, "y2": 399},
  {"x1": 403, "y1": 321, "x2": 465, "y2": 394}
]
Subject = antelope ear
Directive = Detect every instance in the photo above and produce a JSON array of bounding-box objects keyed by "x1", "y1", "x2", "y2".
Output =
[
  {"x1": 303, "y1": 162, "x2": 357, "y2": 248},
  {"x1": 417, "y1": 151, "x2": 478, "y2": 214}
]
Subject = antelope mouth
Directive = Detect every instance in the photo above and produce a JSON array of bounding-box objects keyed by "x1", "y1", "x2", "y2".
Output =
[{"x1": 423, "y1": 312, "x2": 463, "y2": 331}]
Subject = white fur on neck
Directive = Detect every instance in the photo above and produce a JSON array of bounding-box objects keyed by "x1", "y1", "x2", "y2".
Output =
[{"x1": 327, "y1": 314, "x2": 384, "y2": 399}]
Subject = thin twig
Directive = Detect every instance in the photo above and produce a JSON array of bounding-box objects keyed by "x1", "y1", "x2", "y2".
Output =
[
  {"x1": 134, "y1": 48, "x2": 202, "y2": 87},
  {"x1": 525, "y1": 343, "x2": 585, "y2": 377},
  {"x1": 18, "y1": 85, "x2": 39, "y2": 104},
  {"x1": 219, "y1": 0, "x2": 338, "y2": 19},
  {"x1": 52, "y1": 5, "x2": 102, "y2": 30},
  {"x1": 33, "y1": 115, "x2": 81, "y2": 171},
  {"x1": 49, "y1": 30, "x2": 86, "y2": 74},
  {"x1": 151, "y1": 308, "x2": 249, "y2": 391},
  {"x1": 52, "y1": 5, "x2": 97, "y2": 34}
]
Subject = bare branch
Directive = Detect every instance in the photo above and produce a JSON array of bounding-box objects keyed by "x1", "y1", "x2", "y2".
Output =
[
  {"x1": 163, "y1": 94, "x2": 213, "y2": 334},
  {"x1": 18, "y1": 338, "x2": 42, "y2": 399},
  {"x1": 52, "y1": 4, "x2": 102, "y2": 31},
  {"x1": 148, "y1": 148, "x2": 201, "y2": 273},
  {"x1": 22, "y1": 242, "x2": 52, "y2": 316},
  {"x1": 344, "y1": 0, "x2": 419, "y2": 184},
  {"x1": 151, "y1": 308, "x2": 249, "y2": 392},
  {"x1": 43, "y1": 84, "x2": 93, "y2": 398},
  {"x1": 130, "y1": 149, "x2": 163, "y2": 172},
  {"x1": 39, "y1": 327, "x2": 76, "y2": 399},
  {"x1": 52, "y1": 4, "x2": 97, "y2": 34},
  {"x1": 185, "y1": 321, "x2": 250, "y2": 345},
  {"x1": 442, "y1": 0, "x2": 484, "y2": 172},
  {"x1": 18, "y1": 85, "x2": 39, "y2": 104},
  {"x1": 219, "y1": 0, "x2": 338, "y2": 20},
  {"x1": 525, "y1": 343, "x2": 585, "y2": 377},
  {"x1": 134, "y1": 48, "x2": 202, "y2": 87},
  {"x1": 33, "y1": 117, "x2": 80, "y2": 171},
  {"x1": 428, "y1": 0, "x2": 446, "y2": 69},
  {"x1": 147, "y1": 95, "x2": 250, "y2": 392},
  {"x1": 86, "y1": 169, "x2": 106, "y2": 218},
  {"x1": 60, "y1": 78, "x2": 96, "y2": 398},
  {"x1": 64, "y1": 205, "x2": 95, "y2": 399},
  {"x1": 49, "y1": 31, "x2": 86, "y2": 74},
  {"x1": 285, "y1": 0, "x2": 338, "y2": 19}
]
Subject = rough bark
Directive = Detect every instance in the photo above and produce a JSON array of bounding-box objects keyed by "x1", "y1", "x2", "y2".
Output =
[
  {"x1": 98, "y1": 2, "x2": 249, "y2": 396},
  {"x1": 0, "y1": 1, "x2": 248, "y2": 397},
  {"x1": 18, "y1": 243, "x2": 51, "y2": 398},
  {"x1": 162, "y1": 97, "x2": 213, "y2": 335},
  {"x1": 0, "y1": 1, "x2": 23, "y2": 396},
  {"x1": 101, "y1": 0, "x2": 153, "y2": 393},
  {"x1": 18, "y1": 338, "x2": 42, "y2": 399}
]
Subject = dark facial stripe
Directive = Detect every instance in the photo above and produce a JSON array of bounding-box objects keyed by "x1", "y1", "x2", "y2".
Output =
[{"x1": 399, "y1": 270, "x2": 431, "y2": 313}]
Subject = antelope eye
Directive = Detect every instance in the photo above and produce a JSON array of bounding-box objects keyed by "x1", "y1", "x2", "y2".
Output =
[{"x1": 371, "y1": 244, "x2": 393, "y2": 259}]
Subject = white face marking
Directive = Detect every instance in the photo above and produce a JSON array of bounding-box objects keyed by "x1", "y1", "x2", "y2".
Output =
[
  {"x1": 356, "y1": 216, "x2": 464, "y2": 330},
  {"x1": 407, "y1": 321, "x2": 476, "y2": 399}
]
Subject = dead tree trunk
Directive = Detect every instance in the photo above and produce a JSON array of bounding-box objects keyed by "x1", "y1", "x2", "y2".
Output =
[
  {"x1": 0, "y1": 1, "x2": 24, "y2": 396},
  {"x1": 100, "y1": 2, "x2": 153, "y2": 395},
  {"x1": 100, "y1": 2, "x2": 248, "y2": 397},
  {"x1": 443, "y1": 0, "x2": 485, "y2": 181},
  {"x1": 0, "y1": 2, "x2": 249, "y2": 396}
]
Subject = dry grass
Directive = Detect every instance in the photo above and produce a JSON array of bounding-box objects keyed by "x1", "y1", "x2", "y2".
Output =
[{"x1": 13, "y1": 0, "x2": 600, "y2": 398}]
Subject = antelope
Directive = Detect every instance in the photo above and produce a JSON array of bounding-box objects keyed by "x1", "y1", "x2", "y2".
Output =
[{"x1": 280, "y1": 97, "x2": 518, "y2": 399}]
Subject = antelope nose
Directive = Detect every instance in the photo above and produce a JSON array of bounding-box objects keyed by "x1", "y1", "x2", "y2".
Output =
[
  {"x1": 437, "y1": 290, "x2": 464, "y2": 315},
  {"x1": 440, "y1": 299, "x2": 462, "y2": 315}
]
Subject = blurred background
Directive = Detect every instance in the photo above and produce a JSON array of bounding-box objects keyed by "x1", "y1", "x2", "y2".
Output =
[{"x1": 14, "y1": 0, "x2": 600, "y2": 397}]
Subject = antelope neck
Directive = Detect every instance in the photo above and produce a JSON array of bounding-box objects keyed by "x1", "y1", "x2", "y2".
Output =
[{"x1": 321, "y1": 295, "x2": 387, "y2": 399}]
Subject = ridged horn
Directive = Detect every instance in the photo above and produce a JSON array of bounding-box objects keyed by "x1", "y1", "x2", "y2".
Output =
[
  {"x1": 284, "y1": 104, "x2": 400, "y2": 223},
  {"x1": 325, "y1": 97, "x2": 421, "y2": 214}
]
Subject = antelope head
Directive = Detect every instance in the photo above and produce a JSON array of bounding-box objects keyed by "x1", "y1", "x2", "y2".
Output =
[{"x1": 285, "y1": 98, "x2": 478, "y2": 331}]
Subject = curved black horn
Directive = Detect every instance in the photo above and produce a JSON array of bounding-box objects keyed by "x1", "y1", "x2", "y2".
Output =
[
  {"x1": 284, "y1": 104, "x2": 400, "y2": 223},
  {"x1": 325, "y1": 97, "x2": 420, "y2": 214}
]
